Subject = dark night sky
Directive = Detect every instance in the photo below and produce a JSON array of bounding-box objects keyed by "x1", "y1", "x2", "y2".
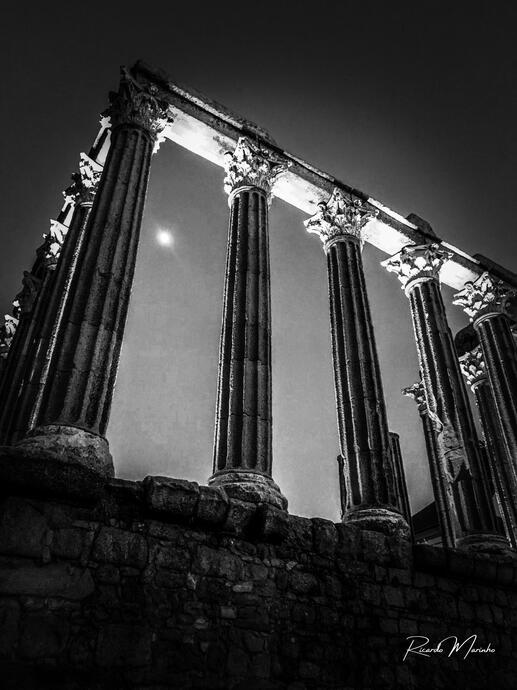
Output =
[{"x1": 1, "y1": 1, "x2": 516, "y2": 519}]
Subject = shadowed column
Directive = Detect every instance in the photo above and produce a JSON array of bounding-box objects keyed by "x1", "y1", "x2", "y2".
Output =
[
  {"x1": 0, "y1": 155, "x2": 103, "y2": 445},
  {"x1": 210, "y1": 137, "x2": 287, "y2": 509},
  {"x1": 389, "y1": 432, "x2": 412, "y2": 525},
  {"x1": 10, "y1": 68, "x2": 170, "y2": 478},
  {"x1": 306, "y1": 189, "x2": 408, "y2": 536},
  {"x1": 456, "y1": 310, "x2": 517, "y2": 549},
  {"x1": 454, "y1": 273, "x2": 517, "y2": 468},
  {"x1": 403, "y1": 380, "x2": 452, "y2": 547},
  {"x1": 384, "y1": 244, "x2": 506, "y2": 552}
]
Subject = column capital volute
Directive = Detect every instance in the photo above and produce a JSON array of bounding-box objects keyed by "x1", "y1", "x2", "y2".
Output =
[
  {"x1": 64, "y1": 153, "x2": 103, "y2": 207},
  {"x1": 223, "y1": 137, "x2": 288, "y2": 202},
  {"x1": 304, "y1": 188, "x2": 378, "y2": 253},
  {"x1": 104, "y1": 67, "x2": 172, "y2": 150},
  {"x1": 459, "y1": 345, "x2": 486, "y2": 390},
  {"x1": 453, "y1": 271, "x2": 517, "y2": 325},
  {"x1": 381, "y1": 242, "x2": 451, "y2": 295},
  {"x1": 402, "y1": 381, "x2": 428, "y2": 416}
]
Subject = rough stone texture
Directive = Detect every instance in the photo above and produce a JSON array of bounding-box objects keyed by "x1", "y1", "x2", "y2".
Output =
[{"x1": 0, "y1": 478, "x2": 516, "y2": 689}]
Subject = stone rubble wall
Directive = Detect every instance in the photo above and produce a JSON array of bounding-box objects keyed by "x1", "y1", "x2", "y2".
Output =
[{"x1": 0, "y1": 476, "x2": 516, "y2": 689}]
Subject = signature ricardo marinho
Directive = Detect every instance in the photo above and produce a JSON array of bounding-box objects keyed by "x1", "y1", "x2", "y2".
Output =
[{"x1": 403, "y1": 635, "x2": 495, "y2": 661}]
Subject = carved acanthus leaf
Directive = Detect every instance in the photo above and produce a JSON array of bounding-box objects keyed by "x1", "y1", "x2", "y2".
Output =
[
  {"x1": 105, "y1": 67, "x2": 172, "y2": 146},
  {"x1": 402, "y1": 381, "x2": 427, "y2": 414},
  {"x1": 223, "y1": 137, "x2": 288, "y2": 197},
  {"x1": 304, "y1": 189, "x2": 378, "y2": 250},
  {"x1": 64, "y1": 153, "x2": 103, "y2": 206},
  {"x1": 459, "y1": 346, "x2": 486, "y2": 388},
  {"x1": 453, "y1": 272, "x2": 517, "y2": 322},
  {"x1": 39, "y1": 219, "x2": 69, "y2": 270},
  {"x1": 381, "y1": 243, "x2": 451, "y2": 292},
  {"x1": 0, "y1": 314, "x2": 18, "y2": 359}
]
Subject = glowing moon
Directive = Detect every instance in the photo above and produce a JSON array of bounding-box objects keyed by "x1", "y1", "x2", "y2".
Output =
[{"x1": 156, "y1": 229, "x2": 174, "y2": 248}]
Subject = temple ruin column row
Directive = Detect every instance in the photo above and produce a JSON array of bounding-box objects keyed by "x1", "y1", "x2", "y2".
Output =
[{"x1": 1, "y1": 65, "x2": 517, "y2": 554}]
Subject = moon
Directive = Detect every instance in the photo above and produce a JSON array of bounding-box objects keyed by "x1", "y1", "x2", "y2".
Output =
[{"x1": 156, "y1": 229, "x2": 174, "y2": 248}]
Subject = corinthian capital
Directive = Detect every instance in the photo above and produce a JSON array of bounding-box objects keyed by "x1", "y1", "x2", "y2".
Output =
[
  {"x1": 453, "y1": 272, "x2": 517, "y2": 323},
  {"x1": 402, "y1": 381, "x2": 428, "y2": 415},
  {"x1": 0, "y1": 314, "x2": 18, "y2": 359},
  {"x1": 64, "y1": 153, "x2": 103, "y2": 206},
  {"x1": 304, "y1": 189, "x2": 377, "y2": 251},
  {"x1": 105, "y1": 67, "x2": 172, "y2": 146},
  {"x1": 223, "y1": 137, "x2": 288, "y2": 199},
  {"x1": 39, "y1": 219, "x2": 69, "y2": 271},
  {"x1": 381, "y1": 243, "x2": 451, "y2": 293},
  {"x1": 459, "y1": 346, "x2": 486, "y2": 389}
]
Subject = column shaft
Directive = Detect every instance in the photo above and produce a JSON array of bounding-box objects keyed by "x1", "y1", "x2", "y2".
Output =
[
  {"x1": 407, "y1": 280, "x2": 496, "y2": 540},
  {"x1": 35, "y1": 125, "x2": 152, "y2": 437},
  {"x1": 212, "y1": 188, "x2": 272, "y2": 476},
  {"x1": 474, "y1": 378, "x2": 517, "y2": 548},
  {"x1": 210, "y1": 137, "x2": 286, "y2": 509},
  {"x1": 328, "y1": 238, "x2": 399, "y2": 518},
  {"x1": 388, "y1": 432, "x2": 412, "y2": 524},
  {"x1": 476, "y1": 314, "x2": 517, "y2": 461},
  {"x1": 4, "y1": 204, "x2": 93, "y2": 443}
]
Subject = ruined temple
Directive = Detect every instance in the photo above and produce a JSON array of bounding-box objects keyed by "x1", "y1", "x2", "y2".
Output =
[{"x1": 1, "y1": 61, "x2": 517, "y2": 689}]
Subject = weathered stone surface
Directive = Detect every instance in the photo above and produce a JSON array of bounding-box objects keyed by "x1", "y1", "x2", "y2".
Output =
[
  {"x1": 144, "y1": 475, "x2": 200, "y2": 519},
  {"x1": 0, "y1": 486, "x2": 515, "y2": 688},
  {"x1": 195, "y1": 484, "x2": 229, "y2": 524},
  {"x1": 96, "y1": 624, "x2": 152, "y2": 667},
  {"x1": 0, "y1": 562, "x2": 94, "y2": 599},
  {"x1": 222, "y1": 499, "x2": 257, "y2": 536},
  {"x1": 0, "y1": 498, "x2": 48, "y2": 558},
  {"x1": 258, "y1": 504, "x2": 289, "y2": 542},
  {"x1": 92, "y1": 527, "x2": 148, "y2": 568},
  {"x1": 0, "y1": 446, "x2": 105, "y2": 503},
  {"x1": 19, "y1": 613, "x2": 70, "y2": 658},
  {"x1": 0, "y1": 600, "x2": 20, "y2": 656}
]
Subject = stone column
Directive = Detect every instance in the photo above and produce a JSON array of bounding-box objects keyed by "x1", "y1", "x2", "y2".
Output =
[
  {"x1": 0, "y1": 156, "x2": 102, "y2": 445},
  {"x1": 388, "y1": 432, "x2": 412, "y2": 524},
  {"x1": 460, "y1": 345, "x2": 517, "y2": 548},
  {"x1": 383, "y1": 244, "x2": 506, "y2": 551},
  {"x1": 210, "y1": 137, "x2": 287, "y2": 509},
  {"x1": 454, "y1": 273, "x2": 517, "y2": 464},
  {"x1": 403, "y1": 380, "x2": 453, "y2": 548},
  {"x1": 12, "y1": 68, "x2": 170, "y2": 479},
  {"x1": 305, "y1": 189, "x2": 408, "y2": 535}
]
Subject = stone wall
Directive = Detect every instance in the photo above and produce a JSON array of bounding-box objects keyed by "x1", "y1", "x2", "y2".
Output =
[{"x1": 1, "y1": 475, "x2": 516, "y2": 689}]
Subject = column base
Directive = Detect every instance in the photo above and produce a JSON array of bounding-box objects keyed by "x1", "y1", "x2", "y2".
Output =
[
  {"x1": 14, "y1": 424, "x2": 114, "y2": 477},
  {"x1": 209, "y1": 469, "x2": 287, "y2": 510},
  {"x1": 344, "y1": 506, "x2": 411, "y2": 538},
  {"x1": 456, "y1": 532, "x2": 514, "y2": 555},
  {"x1": 0, "y1": 425, "x2": 113, "y2": 503}
]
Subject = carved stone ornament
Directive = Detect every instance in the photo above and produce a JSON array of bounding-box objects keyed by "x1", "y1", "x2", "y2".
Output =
[
  {"x1": 64, "y1": 153, "x2": 103, "y2": 206},
  {"x1": 402, "y1": 381, "x2": 427, "y2": 415},
  {"x1": 0, "y1": 314, "x2": 18, "y2": 359},
  {"x1": 453, "y1": 271, "x2": 517, "y2": 322},
  {"x1": 459, "y1": 345, "x2": 486, "y2": 389},
  {"x1": 381, "y1": 243, "x2": 451, "y2": 293},
  {"x1": 223, "y1": 137, "x2": 288, "y2": 198},
  {"x1": 104, "y1": 67, "x2": 172, "y2": 147},
  {"x1": 304, "y1": 188, "x2": 378, "y2": 251},
  {"x1": 13, "y1": 271, "x2": 42, "y2": 315},
  {"x1": 39, "y1": 219, "x2": 69, "y2": 270}
]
